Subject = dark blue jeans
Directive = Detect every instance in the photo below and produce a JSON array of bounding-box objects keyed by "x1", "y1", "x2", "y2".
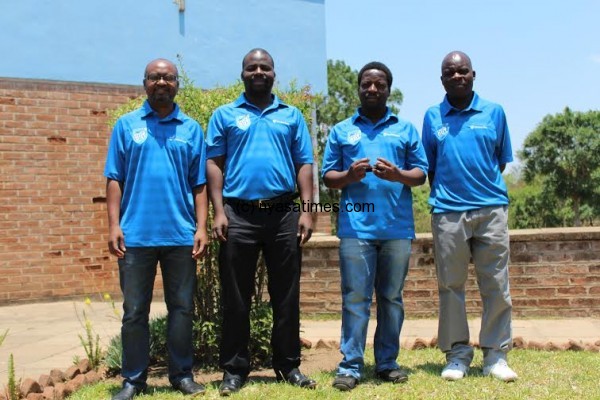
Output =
[{"x1": 118, "y1": 246, "x2": 197, "y2": 387}]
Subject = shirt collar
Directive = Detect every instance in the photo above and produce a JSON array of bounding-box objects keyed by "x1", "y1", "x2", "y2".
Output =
[
  {"x1": 441, "y1": 91, "x2": 482, "y2": 116},
  {"x1": 233, "y1": 93, "x2": 288, "y2": 111},
  {"x1": 352, "y1": 107, "x2": 398, "y2": 126},
  {"x1": 141, "y1": 100, "x2": 184, "y2": 122}
]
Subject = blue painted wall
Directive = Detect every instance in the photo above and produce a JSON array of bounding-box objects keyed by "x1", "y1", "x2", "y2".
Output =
[{"x1": 2, "y1": 0, "x2": 326, "y2": 93}]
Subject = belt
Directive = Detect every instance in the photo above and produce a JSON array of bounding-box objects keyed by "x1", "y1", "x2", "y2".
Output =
[{"x1": 224, "y1": 192, "x2": 299, "y2": 208}]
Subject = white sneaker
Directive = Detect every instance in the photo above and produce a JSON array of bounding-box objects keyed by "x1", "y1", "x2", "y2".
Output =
[
  {"x1": 483, "y1": 359, "x2": 518, "y2": 382},
  {"x1": 441, "y1": 362, "x2": 468, "y2": 381}
]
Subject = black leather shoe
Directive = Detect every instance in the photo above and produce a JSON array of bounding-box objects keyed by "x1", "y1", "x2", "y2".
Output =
[
  {"x1": 332, "y1": 374, "x2": 358, "y2": 391},
  {"x1": 111, "y1": 384, "x2": 145, "y2": 400},
  {"x1": 174, "y1": 378, "x2": 206, "y2": 396},
  {"x1": 219, "y1": 373, "x2": 245, "y2": 397},
  {"x1": 275, "y1": 368, "x2": 317, "y2": 389},
  {"x1": 377, "y1": 368, "x2": 408, "y2": 383}
]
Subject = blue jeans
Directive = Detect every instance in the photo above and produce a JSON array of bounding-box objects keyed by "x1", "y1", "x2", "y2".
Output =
[
  {"x1": 337, "y1": 238, "x2": 411, "y2": 379},
  {"x1": 118, "y1": 246, "x2": 197, "y2": 387}
]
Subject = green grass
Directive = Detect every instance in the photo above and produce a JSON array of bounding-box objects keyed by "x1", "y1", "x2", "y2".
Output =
[{"x1": 69, "y1": 349, "x2": 600, "y2": 399}]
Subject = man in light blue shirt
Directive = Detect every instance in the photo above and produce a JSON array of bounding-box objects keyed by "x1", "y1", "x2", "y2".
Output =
[
  {"x1": 104, "y1": 58, "x2": 208, "y2": 399},
  {"x1": 322, "y1": 61, "x2": 428, "y2": 391},
  {"x1": 422, "y1": 51, "x2": 517, "y2": 382},
  {"x1": 206, "y1": 48, "x2": 316, "y2": 396}
]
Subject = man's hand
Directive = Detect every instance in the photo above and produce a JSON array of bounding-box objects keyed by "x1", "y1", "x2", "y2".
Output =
[
  {"x1": 297, "y1": 212, "x2": 313, "y2": 246},
  {"x1": 212, "y1": 211, "x2": 229, "y2": 242},
  {"x1": 373, "y1": 157, "x2": 400, "y2": 182},
  {"x1": 192, "y1": 228, "x2": 209, "y2": 259},
  {"x1": 108, "y1": 225, "x2": 126, "y2": 258},
  {"x1": 347, "y1": 157, "x2": 372, "y2": 183}
]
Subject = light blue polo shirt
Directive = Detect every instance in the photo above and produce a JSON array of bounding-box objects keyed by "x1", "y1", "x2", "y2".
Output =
[
  {"x1": 422, "y1": 92, "x2": 513, "y2": 213},
  {"x1": 104, "y1": 101, "x2": 206, "y2": 247},
  {"x1": 322, "y1": 108, "x2": 429, "y2": 240},
  {"x1": 206, "y1": 93, "x2": 313, "y2": 200}
]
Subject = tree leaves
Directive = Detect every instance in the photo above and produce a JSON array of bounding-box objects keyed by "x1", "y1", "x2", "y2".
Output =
[{"x1": 518, "y1": 108, "x2": 600, "y2": 226}]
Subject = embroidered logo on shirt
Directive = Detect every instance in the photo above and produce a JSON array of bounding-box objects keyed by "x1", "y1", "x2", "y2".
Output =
[
  {"x1": 236, "y1": 114, "x2": 251, "y2": 131},
  {"x1": 131, "y1": 127, "x2": 148, "y2": 144},
  {"x1": 435, "y1": 124, "x2": 449, "y2": 140},
  {"x1": 168, "y1": 137, "x2": 188, "y2": 144},
  {"x1": 347, "y1": 130, "x2": 362, "y2": 145},
  {"x1": 272, "y1": 119, "x2": 290, "y2": 126},
  {"x1": 382, "y1": 131, "x2": 401, "y2": 138}
]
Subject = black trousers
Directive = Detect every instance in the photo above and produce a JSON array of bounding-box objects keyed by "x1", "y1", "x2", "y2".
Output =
[{"x1": 218, "y1": 203, "x2": 301, "y2": 376}]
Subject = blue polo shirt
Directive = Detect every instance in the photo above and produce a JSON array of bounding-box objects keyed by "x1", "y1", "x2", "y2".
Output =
[
  {"x1": 104, "y1": 101, "x2": 206, "y2": 247},
  {"x1": 322, "y1": 108, "x2": 428, "y2": 240},
  {"x1": 206, "y1": 93, "x2": 313, "y2": 200},
  {"x1": 422, "y1": 92, "x2": 513, "y2": 213}
]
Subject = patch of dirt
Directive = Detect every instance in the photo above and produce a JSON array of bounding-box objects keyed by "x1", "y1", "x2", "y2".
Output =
[{"x1": 106, "y1": 347, "x2": 341, "y2": 388}]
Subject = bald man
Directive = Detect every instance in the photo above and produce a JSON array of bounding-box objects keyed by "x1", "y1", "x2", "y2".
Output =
[
  {"x1": 422, "y1": 51, "x2": 517, "y2": 382},
  {"x1": 104, "y1": 58, "x2": 208, "y2": 399},
  {"x1": 206, "y1": 48, "x2": 316, "y2": 396}
]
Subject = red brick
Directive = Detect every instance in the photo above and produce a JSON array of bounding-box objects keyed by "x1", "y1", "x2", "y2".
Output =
[
  {"x1": 525, "y1": 288, "x2": 556, "y2": 298},
  {"x1": 570, "y1": 298, "x2": 598, "y2": 307},
  {"x1": 557, "y1": 286, "x2": 588, "y2": 296}
]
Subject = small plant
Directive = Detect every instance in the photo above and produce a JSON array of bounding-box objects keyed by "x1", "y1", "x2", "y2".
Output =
[
  {"x1": 104, "y1": 315, "x2": 170, "y2": 373},
  {"x1": 0, "y1": 329, "x2": 7, "y2": 347},
  {"x1": 78, "y1": 308, "x2": 102, "y2": 369},
  {"x1": 148, "y1": 315, "x2": 168, "y2": 365},
  {"x1": 6, "y1": 353, "x2": 20, "y2": 400},
  {"x1": 248, "y1": 301, "x2": 273, "y2": 368},
  {"x1": 74, "y1": 293, "x2": 121, "y2": 370},
  {"x1": 104, "y1": 335, "x2": 122, "y2": 375}
]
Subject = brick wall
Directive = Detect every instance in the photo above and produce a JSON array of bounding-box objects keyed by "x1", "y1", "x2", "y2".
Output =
[
  {"x1": 0, "y1": 78, "x2": 145, "y2": 303},
  {"x1": 1, "y1": 78, "x2": 599, "y2": 319},
  {"x1": 302, "y1": 227, "x2": 600, "y2": 318}
]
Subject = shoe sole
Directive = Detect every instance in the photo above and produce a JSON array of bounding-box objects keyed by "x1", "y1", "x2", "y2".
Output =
[
  {"x1": 219, "y1": 387, "x2": 241, "y2": 397},
  {"x1": 442, "y1": 375, "x2": 465, "y2": 381},
  {"x1": 333, "y1": 383, "x2": 355, "y2": 391},
  {"x1": 485, "y1": 374, "x2": 517, "y2": 383},
  {"x1": 276, "y1": 377, "x2": 317, "y2": 389},
  {"x1": 441, "y1": 372, "x2": 467, "y2": 381}
]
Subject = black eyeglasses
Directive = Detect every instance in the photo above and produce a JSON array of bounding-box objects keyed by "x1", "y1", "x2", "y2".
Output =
[{"x1": 145, "y1": 73, "x2": 178, "y2": 83}]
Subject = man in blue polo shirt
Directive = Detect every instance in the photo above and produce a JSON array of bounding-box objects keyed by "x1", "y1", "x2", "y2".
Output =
[
  {"x1": 206, "y1": 48, "x2": 316, "y2": 396},
  {"x1": 104, "y1": 58, "x2": 208, "y2": 399},
  {"x1": 422, "y1": 51, "x2": 517, "y2": 382},
  {"x1": 322, "y1": 61, "x2": 428, "y2": 391}
]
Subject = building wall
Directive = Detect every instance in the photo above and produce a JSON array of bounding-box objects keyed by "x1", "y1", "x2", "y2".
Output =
[
  {"x1": 302, "y1": 227, "x2": 600, "y2": 318},
  {"x1": 2, "y1": 80, "x2": 599, "y2": 318},
  {"x1": 1, "y1": 0, "x2": 327, "y2": 93},
  {"x1": 0, "y1": 79, "x2": 144, "y2": 302}
]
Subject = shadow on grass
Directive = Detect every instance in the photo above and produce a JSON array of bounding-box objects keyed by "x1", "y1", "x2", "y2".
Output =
[{"x1": 414, "y1": 361, "x2": 444, "y2": 376}]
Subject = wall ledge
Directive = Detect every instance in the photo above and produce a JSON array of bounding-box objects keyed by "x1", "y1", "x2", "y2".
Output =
[{"x1": 307, "y1": 227, "x2": 600, "y2": 247}]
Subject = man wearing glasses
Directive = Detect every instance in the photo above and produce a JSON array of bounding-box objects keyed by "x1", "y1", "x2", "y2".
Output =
[{"x1": 104, "y1": 58, "x2": 208, "y2": 399}]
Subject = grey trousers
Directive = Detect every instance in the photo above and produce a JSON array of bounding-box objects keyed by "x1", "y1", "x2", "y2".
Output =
[{"x1": 431, "y1": 205, "x2": 513, "y2": 367}]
